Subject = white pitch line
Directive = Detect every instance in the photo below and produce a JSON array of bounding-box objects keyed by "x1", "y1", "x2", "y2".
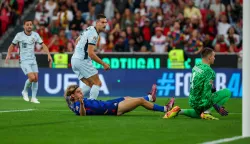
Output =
[
  {"x1": 0, "y1": 109, "x2": 36, "y2": 113},
  {"x1": 201, "y1": 136, "x2": 244, "y2": 144}
]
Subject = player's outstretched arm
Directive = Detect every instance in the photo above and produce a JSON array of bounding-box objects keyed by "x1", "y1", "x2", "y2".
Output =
[
  {"x1": 88, "y1": 44, "x2": 110, "y2": 71},
  {"x1": 41, "y1": 43, "x2": 53, "y2": 63},
  {"x1": 5, "y1": 44, "x2": 15, "y2": 64}
]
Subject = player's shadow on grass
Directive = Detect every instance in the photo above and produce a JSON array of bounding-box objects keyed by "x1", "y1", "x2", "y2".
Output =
[{"x1": 0, "y1": 120, "x2": 74, "y2": 130}]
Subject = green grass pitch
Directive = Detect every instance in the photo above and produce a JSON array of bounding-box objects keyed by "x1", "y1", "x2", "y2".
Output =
[{"x1": 0, "y1": 97, "x2": 247, "y2": 144}]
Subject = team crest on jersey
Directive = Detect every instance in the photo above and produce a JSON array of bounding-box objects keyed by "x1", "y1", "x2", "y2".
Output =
[
  {"x1": 32, "y1": 38, "x2": 36, "y2": 43},
  {"x1": 93, "y1": 36, "x2": 98, "y2": 41}
]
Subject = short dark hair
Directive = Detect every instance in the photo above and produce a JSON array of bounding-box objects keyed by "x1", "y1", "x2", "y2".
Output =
[
  {"x1": 201, "y1": 48, "x2": 214, "y2": 58},
  {"x1": 96, "y1": 14, "x2": 106, "y2": 20},
  {"x1": 23, "y1": 19, "x2": 33, "y2": 25}
]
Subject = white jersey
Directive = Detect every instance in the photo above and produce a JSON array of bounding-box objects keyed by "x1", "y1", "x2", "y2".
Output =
[
  {"x1": 72, "y1": 26, "x2": 99, "y2": 60},
  {"x1": 12, "y1": 31, "x2": 43, "y2": 61},
  {"x1": 150, "y1": 35, "x2": 167, "y2": 53}
]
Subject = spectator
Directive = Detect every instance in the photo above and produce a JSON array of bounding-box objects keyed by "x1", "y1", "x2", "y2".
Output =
[
  {"x1": 151, "y1": 27, "x2": 168, "y2": 53},
  {"x1": 167, "y1": 21, "x2": 185, "y2": 50},
  {"x1": 209, "y1": 0, "x2": 225, "y2": 18},
  {"x1": 128, "y1": 39, "x2": 140, "y2": 52},
  {"x1": 106, "y1": 34, "x2": 115, "y2": 52},
  {"x1": 121, "y1": 8, "x2": 134, "y2": 30},
  {"x1": 45, "y1": 0, "x2": 57, "y2": 23},
  {"x1": 134, "y1": 1, "x2": 147, "y2": 17},
  {"x1": 70, "y1": 10, "x2": 85, "y2": 31},
  {"x1": 104, "y1": 0, "x2": 114, "y2": 20},
  {"x1": 141, "y1": 18, "x2": 152, "y2": 43},
  {"x1": 57, "y1": 3, "x2": 73, "y2": 30},
  {"x1": 203, "y1": 34, "x2": 213, "y2": 49},
  {"x1": 226, "y1": 27, "x2": 240, "y2": 52},
  {"x1": 37, "y1": 23, "x2": 51, "y2": 45},
  {"x1": 114, "y1": 0, "x2": 128, "y2": 14},
  {"x1": 186, "y1": 29, "x2": 203, "y2": 54},
  {"x1": 94, "y1": 0, "x2": 104, "y2": 16},
  {"x1": 114, "y1": 37, "x2": 127, "y2": 52},
  {"x1": 133, "y1": 26, "x2": 144, "y2": 48},
  {"x1": 66, "y1": 41, "x2": 74, "y2": 52},
  {"x1": 35, "y1": 0, "x2": 49, "y2": 25},
  {"x1": 213, "y1": 34, "x2": 230, "y2": 53},
  {"x1": 145, "y1": 0, "x2": 160, "y2": 11},
  {"x1": 217, "y1": 14, "x2": 231, "y2": 36},
  {"x1": 184, "y1": 0, "x2": 202, "y2": 20}
]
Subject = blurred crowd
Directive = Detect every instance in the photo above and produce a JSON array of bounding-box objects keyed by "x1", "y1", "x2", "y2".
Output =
[
  {"x1": 0, "y1": 0, "x2": 34, "y2": 37},
  {"x1": 7, "y1": 0, "x2": 244, "y2": 54}
]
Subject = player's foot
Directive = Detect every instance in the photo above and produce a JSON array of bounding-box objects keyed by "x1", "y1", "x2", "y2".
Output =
[
  {"x1": 21, "y1": 90, "x2": 29, "y2": 102},
  {"x1": 149, "y1": 84, "x2": 157, "y2": 102},
  {"x1": 163, "y1": 106, "x2": 180, "y2": 119},
  {"x1": 31, "y1": 98, "x2": 40, "y2": 104},
  {"x1": 200, "y1": 113, "x2": 219, "y2": 120},
  {"x1": 165, "y1": 97, "x2": 175, "y2": 112}
]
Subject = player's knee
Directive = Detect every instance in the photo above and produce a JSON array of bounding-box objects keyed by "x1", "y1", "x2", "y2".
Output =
[
  {"x1": 138, "y1": 98, "x2": 145, "y2": 103},
  {"x1": 34, "y1": 78, "x2": 38, "y2": 82},
  {"x1": 95, "y1": 81, "x2": 102, "y2": 87},
  {"x1": 224, "y1": 88, "x2": 232, "y2": 98},
  {"x1": 28, "y1": 75, "x2": 36, "y2": 82}
]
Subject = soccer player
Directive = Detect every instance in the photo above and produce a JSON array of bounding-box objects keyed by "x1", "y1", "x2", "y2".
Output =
[
  {"x1": 5, "y1": 20, "x2": 52, "y2": 103},
  {"x1": 71, "y1": 14, "x2": 110, "y2": 100},
  {"x1": 64, "y1": 84, "x2": 175, "y2": 116},
  {"x1": 164, "y1": 48, "x2": 231, "y2": 120}
]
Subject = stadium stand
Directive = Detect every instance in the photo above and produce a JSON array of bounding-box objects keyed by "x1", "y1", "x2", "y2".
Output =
[{"x1": 1, "y1": 0, "x2": 243, "y2": 54}]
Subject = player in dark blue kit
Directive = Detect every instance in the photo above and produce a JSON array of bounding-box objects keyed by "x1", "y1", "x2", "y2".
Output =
[{"x1": 64, "y1": 84, "x2": 175, "y2": 116}]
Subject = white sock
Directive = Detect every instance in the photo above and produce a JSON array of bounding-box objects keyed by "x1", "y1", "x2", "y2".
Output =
[
  {"x1": 164, "y1": 106, "x2": 167, "y2": 112},
  {"x1": 89, "y1": 85, "x2": 100, "y2": 100},
  {"x1": 81, "y1": 85, "x2": 90, "y2": 96},
  {"x1": 23, "y1": 79, "x2": 32, "y2": 92},
  {"x1": 204, "y1": 110, "x2": 211, "y2": 114},
  {"x1": 148, "y1": 94, "x2": 153, "y2": 102},
  {"x1": 31, "y1": 82, "x2": 38, "y2": 99}
]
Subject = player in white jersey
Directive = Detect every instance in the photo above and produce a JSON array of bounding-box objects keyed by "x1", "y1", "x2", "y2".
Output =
[
  {"x1": 71, "y1": 14, "x2": 110, "y2": 100},
  {"x1": 5, "y1": 20, "x2": 53, "y2": 103}
]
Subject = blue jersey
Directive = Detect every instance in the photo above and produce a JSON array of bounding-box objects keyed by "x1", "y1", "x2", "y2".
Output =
[{"x1": 72, "y1": 98, "x2": 124, "y2": 116}]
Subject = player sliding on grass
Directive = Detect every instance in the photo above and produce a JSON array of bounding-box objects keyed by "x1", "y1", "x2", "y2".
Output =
[
  {"x1": 64, "y1": 84, "x2": 175, "y2": 116},
  {"x1": 164, "y1": 48, "x2": 231, "y2": 120}
]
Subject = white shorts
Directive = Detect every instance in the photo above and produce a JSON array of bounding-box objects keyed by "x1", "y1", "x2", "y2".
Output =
[
  {"x1": 20, "y1": 60, "x2": 38, "y2": 75},
  {"x1": 71, "y1": 58, "x2": 98, "y2": 79}
]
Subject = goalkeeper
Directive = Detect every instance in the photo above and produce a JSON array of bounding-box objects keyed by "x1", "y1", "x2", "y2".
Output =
[{"x1": 164, "y1": 48, "x2": 231, "y2": 120}]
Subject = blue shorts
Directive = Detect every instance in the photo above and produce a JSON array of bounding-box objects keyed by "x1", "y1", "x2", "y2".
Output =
[
  {"x1": 105, "y1": 97, "x2": 125, "y2": 115},
  {"x1": 71, "y1": 58, "x2": 98, "y2": 79},
  {"x1": 20, "y1": 60, "x2": 38, "y2": 75}
]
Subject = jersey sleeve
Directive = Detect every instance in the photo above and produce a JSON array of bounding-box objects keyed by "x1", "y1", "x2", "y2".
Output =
[
  {"x1": 35, "y1": 33, "x2": 43, "y2": 44},
  {"x1": 12, "y1": 33, "x2": 20, "y2": 45},
  {"x1": 88, "y1": 30, "x2": 98, "y2": 45}
]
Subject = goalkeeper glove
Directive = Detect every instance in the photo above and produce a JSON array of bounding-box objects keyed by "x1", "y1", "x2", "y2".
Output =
[{"x1": 213, "y1": 104, "x2": 228, "y2": 116}]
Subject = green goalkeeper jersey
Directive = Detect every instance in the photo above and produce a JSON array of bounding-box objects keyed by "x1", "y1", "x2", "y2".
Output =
[{"x1": 189, "y1": 62, "x2": 215, "y2": 107}]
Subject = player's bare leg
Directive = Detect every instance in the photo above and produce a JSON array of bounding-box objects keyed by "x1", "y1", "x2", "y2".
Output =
[
  {"x1": 80, "y1": 77, "x2": 93, "y2": 98},
  {"x1": 117, "y1": 97, "x2": 175, "y2": 116},
  {"x1": 86, "y1": 74, "x2": 102, "y2": 100},
  {"x1": 30, "y1": 72, "x2": 40, "y2": 104},
  {"x1": 22, "y1": 73, "x2": 36, "y2": 102}
]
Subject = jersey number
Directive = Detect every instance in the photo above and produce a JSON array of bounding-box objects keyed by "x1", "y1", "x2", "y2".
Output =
[{"x1": 22, "y1": 43, "x2": 27, "y2": 48}]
